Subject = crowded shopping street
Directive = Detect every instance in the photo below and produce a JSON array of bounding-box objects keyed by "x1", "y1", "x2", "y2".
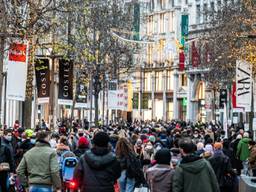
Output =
[{"x1": 1, "y1": 0, "x2": 256, "y2": 191}]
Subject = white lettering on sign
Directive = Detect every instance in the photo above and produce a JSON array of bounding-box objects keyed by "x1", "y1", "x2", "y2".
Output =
[{"x1": 236, "y1": 60, "x2": 252, "y2": 111}]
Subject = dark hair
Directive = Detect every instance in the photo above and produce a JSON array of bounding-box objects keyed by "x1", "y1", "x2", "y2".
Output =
[
  {"x1": 179, "y1": 138, "x2": 195, "y2": 154},
  {"x1": 249, "y1": 140, "x2": 256, "y2": 146},
  {"x1": 36, "y1": 131, "x2": 50, "y2": 141}
]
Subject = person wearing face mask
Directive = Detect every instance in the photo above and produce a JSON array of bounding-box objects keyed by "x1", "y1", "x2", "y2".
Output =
[{"x1": 1, "y1": 128, "x2": 15, "y2": 156}]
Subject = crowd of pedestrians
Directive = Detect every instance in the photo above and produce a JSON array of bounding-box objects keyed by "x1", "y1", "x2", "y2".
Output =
[{"x1": 0, "y1": 119, "x2": 256, "y2": 192}]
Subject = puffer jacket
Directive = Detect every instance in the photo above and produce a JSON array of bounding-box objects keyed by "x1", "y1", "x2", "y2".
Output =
[
  {"x1": 74, "y1": 146, "x2": 121, "y2": 192},
  {"x1": 146, "y1": 164, "x2": 174, "y2": 192},
  {"x1": 16, "y1": 140, "x2": 61, "y2": 189}
]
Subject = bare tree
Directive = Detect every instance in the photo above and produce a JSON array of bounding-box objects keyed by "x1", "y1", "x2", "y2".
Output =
[
  {"x1": 198, "y1": 0, "x2": 256, "y2": 86},
  {"x1": 56, "y1": 0, "x2": 137, "y2": 125}
]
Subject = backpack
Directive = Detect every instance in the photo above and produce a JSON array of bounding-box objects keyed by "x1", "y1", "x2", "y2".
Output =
[
  {"x1": 59, "y1": 151, "x2": 78, "y2": 182},
  {"x1": 126, "y1": 153, "x2": 145, "y2": 186}
]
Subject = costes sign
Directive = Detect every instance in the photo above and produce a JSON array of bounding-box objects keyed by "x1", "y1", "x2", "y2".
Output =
[
  {"x1": 58, "y1": 59, "x2": 73, "y2": 105},
  {"x1": 236, "y1": 60, "x2": 252, "y2": 111},
  {"x1": 35, "y1": 59, "x2": 50, "y2": 103}
]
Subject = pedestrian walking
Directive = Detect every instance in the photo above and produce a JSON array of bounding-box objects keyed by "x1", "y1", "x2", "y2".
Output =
[
  {"x1": 208, "y1": 143, "x2": 235, "y2": 192},
  {"x1": 74, "y1": 131, "x2": 121, "y2": 192},
  {"x1": 236, "y1": 132, "x2": 251, "y2": 174},
  {"x1": 0, "y1": 136, "x2": 15, "y2": 192},
  {"x1": 16, "y1": 131, "x2": 61, "y2": 192},
  {"x1": 116, "y1": 137, "x2": 144, "y2": 192},
  {"x1": 172, "y1": 138, "x2": 220, "y2": 192},
  {"x1": 146, "y1": 148, "x2": 174, "y2": 192}
]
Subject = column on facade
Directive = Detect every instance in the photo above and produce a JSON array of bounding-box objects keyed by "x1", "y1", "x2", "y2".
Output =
[
  {"x1": 173, "y1": 69, "x2": 179, "y2": 119},
  {"x1": 186, "y1": 74, "x2": 193, "y2": 122},
  {"x1": 163, "y1": 70, "x2": 167, "y2": 121},
  {"x1": 151, "y1": 71, "x2": 155, "y2": 120}
]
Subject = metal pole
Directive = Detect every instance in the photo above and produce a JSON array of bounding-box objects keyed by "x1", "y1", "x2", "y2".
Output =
[
  {"x1": 3, "y1": 73, "x2": 7, "y2": 126},
  {"x1": 89, "y1": 73, "x2": 93, "y2": 127},
  {"x1": 102, "y1": 75, "x2": 105, "y2": 125}
]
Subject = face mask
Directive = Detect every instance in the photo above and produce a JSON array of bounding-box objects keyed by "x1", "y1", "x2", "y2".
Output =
[
  {"x1": 5, "y1": 136, "x2": 12, "y2": 141},
  {"x1": 194, "y1": 134, "x2": 199, "y2": 138},
  {"x1": 31, "y1": 139, "x2": 36, "y2": 144},
  {"x1": 21, "y1": 139, "x2": 26, "y2": 142}
]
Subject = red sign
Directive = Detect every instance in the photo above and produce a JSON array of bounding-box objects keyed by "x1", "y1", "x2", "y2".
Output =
[
  {"x1": 179, "y1": 51, "x2": 185, "y2": 71},
  {"x1": 9, "y1": 43, "x2": 27, "y2": 62},
  {"x1": 192, "y1": 41, "x2": 200, "y2": 67}
]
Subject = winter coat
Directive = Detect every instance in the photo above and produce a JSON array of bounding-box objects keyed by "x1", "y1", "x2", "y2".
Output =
[
  {"x1": 146, "y1": 164, "x2": 174, "y2": 192},
  {"x1": 249, "y1": 146, "x2": 256, "y2": 169},
  {"x1": 172, "y1": 155, "x2": 220, "y2": 192},
  {"x1": 16, "y1": 141, "x2": 61, "y2": 189},
  {"x1": 74, "y1": 146, "x2": 121, "y2": 192},
  {"x1": 0, "y1": 144, "x2": 15, "y2": 172},
  {"x1": 237, "y1": 138, "x2": 251, "y2": 161},
  {"x1": 208, "y1": 150, "x2": 233, "y2": 188}
]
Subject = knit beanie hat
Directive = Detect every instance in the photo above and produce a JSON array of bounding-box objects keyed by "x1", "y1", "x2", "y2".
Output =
[
  {"x1": 155, "y1": 148, "x2": 171, "y2": 165},
  {"x1": 93, "y1": 131, "x2": 110, "y2": 147},
  {"x1": 78, "y1": 137, "x2": 89, "y2": 148},
  {"x1": 149, "y1": 135, "x2": 156, "y2": 143}
]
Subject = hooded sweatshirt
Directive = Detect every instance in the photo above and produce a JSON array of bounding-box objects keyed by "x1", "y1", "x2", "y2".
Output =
[
  {"x1": 146, "y1": 164, "x2": 174, "y2": 192},
  {"x1": 74, "y1": 147, "x2": 121, "y2": 192},
  {"x1": 172, "y1": 155, "x2": 220, "y2": 192}
]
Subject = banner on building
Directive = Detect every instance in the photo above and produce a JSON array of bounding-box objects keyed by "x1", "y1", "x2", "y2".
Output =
[
  {"x1": 7, "y1": 42, "x2": 29, "y2": 101},
  {"x1": 205, "y1": 91, "x2": 212, "y2": 111},
  {"x1": 181, "y1": 14, "x2": 189, "y2": 47},
  {"x1": 75, "y1": 74, "x2": 88, "y2": 108},
  {"x1": 192, "y1": 41, "x2": 200, "y2": 67},
  {"x1": 236, "y1": 60, "x2": 252, "y2": 111},
  {"x1": 133, "y1": 93, "x2": 139, "y2": 109},
  {"x1": 108, "y1": 83, "x2": 128, "y2": 111},
  {"x1": 35, "y1": 59, "x2": 50, "y2": 104},
  {"x1": 58, "y1": 59, "x2": 73, "y2": 105},
  {"x1": 179, "y1": 51, "x2": 185, "y2": 71}
]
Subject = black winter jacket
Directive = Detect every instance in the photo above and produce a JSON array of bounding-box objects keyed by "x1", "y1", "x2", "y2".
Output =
[{"x1": 74, "y1": 147, "x2": 121, "y2": 192}]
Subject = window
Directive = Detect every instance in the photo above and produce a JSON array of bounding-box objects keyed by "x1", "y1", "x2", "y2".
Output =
[
  {"x1": 167, "y1": 70, "x2": 173, "y2": 90},
  {"x1": 196, "y1": 5, "x2": 201, "y2": 24},
  {"x1": 203, "y1": 3, "x2": 208, "y2": 23},
  {"x1": 147, "y1": 44, "x2": 153, "y2": 64},
  {"x1": 155, "y1": 71, "x2": 163, "y2": 91},
  {"x1": 160, "y1": 0, "x2": 166, "y2": 9},
  {"x1": 158, "y1": 39, "x2": 166, "y2": 62},
  {"x1": 147, "y1": 16, "x2": 154, "y2": 35},
  {"x1": 144, "y1": 72, "x2": 152, "y2": 91},
  {"x1": 169, "y1": 12, "x2": 174, "y2": 32},
  {"x1": 159, "y1": 13, "x2": 165, "y2": 33},
  {"x1": 180, "y1": 74, "x2": 187, "y2": 87},
  {"x1": 150, "y1": 0, "x2": 155, "y2": 11}
]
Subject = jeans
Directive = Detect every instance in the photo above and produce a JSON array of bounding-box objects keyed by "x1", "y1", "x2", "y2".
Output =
[
  {"x1": 0, "y1": 172, "x2": 8, "y2": 192},
  {"x1": 29, "y1": 185, "x2": 53, "y2": 192},
  {"x1": 118, "y1": 170, "x2": 136, "y2": 192}
]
